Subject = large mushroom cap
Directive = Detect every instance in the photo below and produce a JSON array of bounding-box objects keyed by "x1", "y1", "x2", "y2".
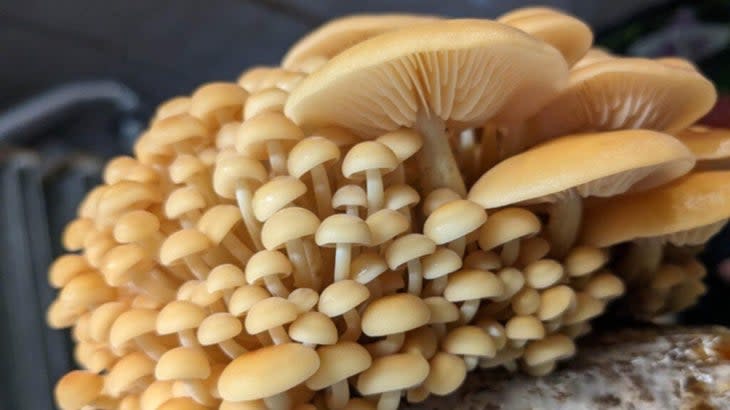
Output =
[
  {"x1": 285, "y1": 19, "x2": 568, "y2": 137},
  {"x1": 361, "y1": 293, "x2": 430, "y2": 336},
  {"x1": 109, "y1": 308, "x2": 157, "y2": 349},
  {"x1": 469, "y1": 129, "x2": 695, "y2": 209},
  {"x1": 155, "y1": 347, "x2": 211, "y2": 380},
  {"x1": 318, "y1": 280, "x2": 370, "y2": 317},
  {"x1": 356, "y1": 353, "x2": 429, "y2": 395},
  {"x1": 305, "y1": 341, "x2": 372, "y2": 390},
  {"x1": 156, "y1": 301, "x2": 207, "y2": 335},
  {"x1": 676, "y1": 125, "x2": 730, "y2": 168},
  {"x1": 55, "y1": 371, "x2": 103, "y2": 410}
]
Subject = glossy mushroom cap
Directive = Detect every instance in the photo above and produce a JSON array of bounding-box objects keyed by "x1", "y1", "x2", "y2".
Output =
[
  {"x1": 306, "y1": 341, "x2": 372, "y2": 390},
  {"x1": 245, "y1": 297, "x2": 299, "y2": 334},
  {"x1": 478, "y1": 207, "x2": 540, "y2": 250},
  {"x1": 443, "y1": 326, "x2": 496, "y2": 357},
  {"x1": 356, "y1": 353, "x2": 429, "y2": 395},
  {"x1": 422, "y1": 248, "x2": 463, "y2": 280},
  {"x1": 385, "y1": 234, "x2": 436, "y2": 270},
  {"x1": 289, "y1": 311, "x2": 338, "y2": 345},
  {"x1": 207, "y1": 264, "x2": 246, "y2": 293},
  {"x1": 424, "y1": 200, "x2": 487, "y2": 244},
  {"x1": 361, "y1": 293, "x2": 430, "y2": 336},
  {"x1": 55, "y1": 371, "x2": 104, "y2": 410},
  {"x1": 444, "y1": 269, "x2": 504, "y2": 301},
  {"x1": 156, "y1": 301, "x2": 206, "y2": 335},
  {"x1": 318, "y1": 280, "x2": 370, "y2": 317},
  {"x1": 332, "y1": 185, "x2": 367, "y2": 212},
  {"x1": 523, "y1": 334, "x2": 576, "y2": 366},
  {"x1": 315, "y1": 214, "x2": 372, "y2": 248},
  {"x1": 159, "y1": 229, "x2": 212, "y2": 266},
  {"x1": 252, "y1": 176, "x2": 307, "y2": 222},
  {"x1": 113, "y1": 210, "x2": 161, "y2": 243},
  {"x1": 366, "y1": 209, "x2": 409, "y2": 246},
  {"x1": 245, "y1": 250, "x2": 293, "y2": 285},
  {"x1": 155, "y1": 347, "x2": 211, "y2": 380},
  {"x1": 261, "y1": 207, "x2": 321, "y2": 250},
  {"x1": 425, "y1": 352, "x2": 467, "y2": 396},
  {"x1": 109, "y1": 308, "x2": 158, "y2": 349},
  {"x1": 197, "y1": 313, "x2": 243, "y2": 345}
]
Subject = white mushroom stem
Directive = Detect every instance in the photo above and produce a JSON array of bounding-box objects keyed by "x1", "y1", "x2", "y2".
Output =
[
  {"x1": 264, "y1": 276, "x2": 290, "y2": 297},
  {"x1": 547, "y1": 189, "x2": 582, "y2": 259},
  {"x1": 340, "y1": 309, "x2": 362, "y2": 342},
  {"x1": 334, "y1": 243, "x2": 353, "y2": 282},
  {"x1": 178, "y1": 329, "x2": 199, "y2": 347},
  {"x1": 183, "y1": 255, "x2": 209, "y2": 280},
  {"x1": 264, "y1": 393, "x2": 291, "y2": 410},
  {"x1": 366, "y1": 333, "x2": 405, "y2": 356},
  {"x1": 460, "y1": 300, "x2": 480, "y2": 323},
  {"x1": 267, "y1": 140, "x2": 288, "y2": 176},
  {"x1": 406, "y1": 259, "x2": 424, "y2": 295},
  {"x1": 415, "y1": 112, "x2": 466, "y2": 197},
  {"x1": 464, "y1": 356, "x2": 479, "y2": 371},
  {"x1": 448, "y1": 237, "x2": 467, "y2": 258},
  {"x1": 621, "y1": 237, "x2": 664, "y2": 285},
  {"x1": 218, "y1": 339, "x2": 247, "y2": 359},
  {"x1": 377, "y1": 391, "x2": 401, "y2": 410},
  {"x1": 269, "y1": 326, "x2": 291, "y2": 345},
  {"x1": 345, "y1": 205, "x2": 359, "y2": 217},
  {"x1": 366, "y1": 169, "x2": 385, "y2": 216},
  {"x1": 286, "y1": 240, "x2": 313, "y2": 288},
  {"x1": 221, "y1": 235, "x2": 254, "y2": 265},
  {"x1": 500, "y1": 240, "x2": 520, "y2": 266},
  {"x1": 326, "y1": 380, "x2": 350, "y2": 410},
  {"x1": 130, "y1": 270, "x2": 176, "y2": 302},
  {"x1": 310, "y1": 165, "x2": 334, "y2": 218},
  {"x1": 303, "y1": 240, "x2": 323, "y2": 290},
  {"x1": 183, "y1": 381, "x2": 217, "y2": 406},
  {"x1": 134, "y1": 335, "x2": 167, "y2": 360},
  {"x1": 235, "y1": 183, "x2": 264, "y2": 250}
]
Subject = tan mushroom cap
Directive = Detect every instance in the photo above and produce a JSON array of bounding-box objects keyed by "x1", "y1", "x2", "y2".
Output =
[
  {"x1": 425, "y1": 352, "x2": 467, "y2": 396},
  {"x1": 306, "y1": 341, "x2": 372, "y2": 390},
  {"x1": 505, "y1": 315, "x2": 546, "y2": 340},
  {"x1": 96, "y1": 181, "x2": 162, "y2": 224},
  {"x1": 564, "y1": 246, "x2": 607, "y2": 277},
  {"x1": 55, "y1": 370, "x2": 104, "y2": 410},
  {"x1": 318, "y1": 280, "x2": 370, "y2": 316},
  {"x1": 252, "y1": 176, "x2": 307, "y2": 222},
  {"x1": 524, "y1": 259, "x2": 564, "y2": 289},
  {"x1": 159, "y1": 229, "x2": 212, "y2": 266},
  {"x1": 584, "y1": 271, "x2": 625, "y2": 301},
  {"x1": 62, "y1": 218, "x2": 95, "y2": 251},
  {"x1": 572, "y1": 47, "x2": 614, "y2": 70},
  {"x1": 443, "y1": 326, "x2": 496, "y2": 357},
  {"x1": 169, "y1": 154, "x2": 206, "y2": 185},
  {"x1": 315, "y1": 214, "x2": 372, "y2": 247},
  {"x1": 107, "y1": 352, "x2": 156, "y2": 396},
  {"x1": 538, "y1": 285, "x2": 577, "y2": 321},
  {"x1": 101, "y1": 243, "x2": 154, "y2": 285},
  {"x1": 245, "y1": 297, "x2": 299, "y2": 334},
  {"x1": 245, "y1": 250, "x2": 293, "y2": 284},
  {"x1": 332, "y1": 185, "x2": 368, "y2": 211},
  {"x1": 104, "y1": 156, "x2": 158, "y2": 185},
  {"x1": 155, "y1": 347, "x2": 210, "y2": 380},
  {"x1": 109, "y1": 308, "x2": 157, "y2": 349},
  {"x1": 402, "y1": 326, "x2": 438, "y2": 358},
  {"x1": 196, "y1": 205, "x2": 242, "y2": 244},
  {"x1": 563, "y1": 293, "x2": 605, "y2": 325},
  {"x1": 288, "y1": 136, "x2": 341, "y2": 177},
  {"x1": 356, "y1": 353, "x2": 429, "y2": 395},
  {"x1": 244, "y1": 87, "x2": 288, "y2": 120},
  {"x1": 228, "y1": 285, "x2": 270, "y2": 316},
  {"x1": 385, "y1": 233, "x2": 436, "y2": 269},
  {"x1": 478, "y1": 207, "x2": 540, "y2": 250},
  {"x1": 289, "y1": 311, "x2": 338, "y2": 345},
  {"x1": 528, "y1": 58, "x2": 717, "y2": 141},
  {"x1": 282, "y1": 14, "x2": 439, "y2": 68},
  {"x1": 213, "y1": 154, "x2": 268, "y2": 199},
  {"x1": 140, "y1": 380, "x2": 174, "y2": 410},
  {"x1": 235, "y1": 112, "x2": 304, "y2": 159},
  {"x1": 189, "y1": 82, "x2": 248, "y2": 125},
  {"x1": 285, "y1": 19, "x2": 568, "y2": 138},
  {"x1": 677, "y1": 125, "x2": 730, "y2": 167},
  {"x1": 469, "y1": 130, "x2": 695, "y2": 209},
  {"x1": 288, "y1": 288, "x2": 320, "y2": 313},
  {"x1": 351, "y1": 252, "x2": 388, "y2": 284},
  {"x1": 164, "y1": 186, "x2": 206, "y2": 220},
  {"x1": 361, "y1": 293, "x2": 430, "y2": 336},
  {"x1": 197, "y1": 312, "x2": 242, "y2": 345},
  {"x1": 218, "y1": 343, "x2": 320, "y2": 401},
  {"x1": 422, "y1": 248, "x2": 463, "y2": 280},
  {"x1": 113, "y1": 210, "x2": 161, "y2": 243},
  {"x1": 423, "y1": 296, "x2": 460, "y2": 324},
  {"x1": 656, "y1": 56, "x2": 699, "y2": 71},
  {"x1": 424, "y1": 199, "x2": 487, "y2": 244},
  {"x1": 384, "y1": 184, "x2": 420, "y2": 211},
  {"x1": 49, "y1": 254, "x2": 93, "y2": 288},
  {"x1": 156, "y1": 301, "x2": 207, "y2": 335},
  {"x1": 341, "y1": 141, "x2": 399, "y2": 179},
  {"x1": 261, "y1": 207, "x2": 320, "y2": 250},
  {"x1": 582, "y1": 171, "x2": 730, "y2": 247},
  {"x1": 157, "y1": 398, "x2": 210, "y2": 410},
  {"x1": 89, "y1": 301, "x2": 128, "y2": 342},
  {"x1": 58, "y1": 273, "x2": 116, "y2": 307},
  {"x1": 376, "y1": 128, "x2": 423, "y2": 163},
  {"x1": 444, "y1": 269, "x2": 504, "y2": 302},
  {"x1": 366, "y1": 209, "x2": 409, "y2": 246},
  {"x1": 207, "y1": 264, "x2": 246, "y2": 293},
  {"x1": 523, "y1": 334, "x2": 576, "y2": 366}
]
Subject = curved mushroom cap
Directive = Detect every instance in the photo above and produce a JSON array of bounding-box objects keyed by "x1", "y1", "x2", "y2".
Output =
[
  {"x1": 288, "y1": 136, "x2": 341, "y2": 178},
  {"x1": 49, "y1": 254, "x2": 92, "y2": 289},
  {"x1": 189, "y1": 82, "x2": 248, "y2": 123},
  {"x1": 141, "y1": 380, "x2": 174, "y2": 410},
  {"x1": 376, "y1": 128, "x2": 423, "y2": 163},
  {"x1": 289, "y1": 311, "x2": 338, "y2": 345},
  {"x1": 306, "y1": 341, "x2": 372, "y2": 390},
  {"x1": 384, "y1": 184, "x2": 420, "y2": 211},
  {"x1": 113, "y1": 210, "x2": 160, "y2": 243},
  {"x1": 58, "y1": 273, "x2": 116, "y2": 307},
  {"x1": 158, "y1": 398, "x2": 210, "y2": 410},
  {"x1": 169, "y1": 154, "x2": 206, "y2": 185},
  {"x1": 422, "y1": 188, "x2": 461, "y2": 217},
  {"x1": 62, "y1": 218, "x2": 94, "y2": 251},
  {"x1": 315, "y1": 214, "x2": 372, "y2": 248},
  {"x1": 156, "y1": 301, "x2": 207, "y2": 335},
  {"x1": 425, "y1": 352, "x2": 467, "y2": 396},
  {"x1": 581, "y1": 171, "x2": 730, "y2": 247},
  {"x1": 245, "y1": 250, "x2": 293, "y2": 284},
  {"x1": 422, "y1": 248, "x2": 463, "y2": 280},
  {"x1": 228, "y1": 285, "x2": 270, "y2": 316},
  {"x1": 385, "y1": 233, "x2": 436, "y2": 269},
  {"x1": 444, "y1": 269, "x2": 504, "y2": 302},
  {"x1": 478, "y1": 207, "x2": 540, "y2": 250},
  {"x1": 424, "y1": 199, "x2": 487, "y2": 244},
  {"x1": 564, "y1": 246, "x2": 607, "y2": 277},
  {"x1": 282, "y1": 14, "x2": 439, "y2": 68},
  {"x1": 109, "y1": 308, "x2": 157, "y2": 349},
  {"x1": 107, "y1": 352, "x2": 156, "y2": 396},
  {"x1": 96, "y1": 181, "x2": 162, "y2": 225},
  {"x1": 356, "y1": 353, "x2": 429, "y2": 395},
  {"x1": 197, "y1": 205, "x2": 242, "y2": 244},
  {"x1": 524, "y1": 259, "x2": 564, "y2": 289},
  {"x1": 207, "y1": 264, "x2": 246, "y2": 293},
  {"x1": 285, "y1": 19, "x2": 569, "y2": 138},
  {"x1": 538, "y1": 285, "x2": 577, "y2": 321},
  {"x1": 318, "y1": 280, "x2": 370, "y2": 317},
  {"x1": 524, "y1": 334, "x2": 576, "y2": 366},
  {"x1": 218, "y1": 343, "x2": 319, "y2": 401},
  {"x1": 235, "y1": 112, "x2": 304, "y2": 159},
  {"x1": 332, "y1": 185, "x2": 368, "y2": 211},
  {"x1": 443, "y1": 326, "x2": 496, "y2": 357},
  {"x1": 159, "y1": 229, "x2": 212, "y2": 266},
  {"x1": 155, "y1": 347, "x2": 210, "y2": 380},
  {"x1": 197, "y1": 312, "x2": 243, "y2": 345},
  {"x1": 424, "y1": 296, "x2": 460, "y2": 324},
  {"x1": 562, "y1": 293, "x2": 605, "y2": 325},
  {"x1": 244, "y1": 87, "x2": 288, "y2": 120},
  {"x1": 342, "y1": 141, "x2": 398, "y2": 179},
  {"x1": 469, "y1": 130, "x2": 695, "y2": 209},
  {"x1": 572, "y1": 47, "x2": 614, "y2": 70},
  {"x1": 261, "y1": 207, "x2": 321, "y2": 250},
  {"x1": 351, "y1": 252, "x2": 388, "y2": 284},
  {"x1": 55, "y1": 370, "x2": 103, "y2": 410},
  {"x1": 245, "y1": 297, "x2": 299, "y2": 334},
  {"x1": 288, "y1": 288, "x2": 320, "y2": 313},
  {"x1": 101, "y1": 244, "x2": 152, "y2": 286},
  {"x1": 252, "y1": 176, "x2": 307, "y2": 222},
  {"x1": 402, "y1": 326, "x2": 438, "y2": 358},
  {"x1": 677, "y1": 125, "x2": 730, "y2": 167},
  {"x1": 361, "y1": 293, "x2": 430, "y2": 336},
  {"x1": 89, "y1": 301, "x2": 128, "y2": 342},
  {"x1": 164, "y1": 186, "x2": 206, "y2": 220},
  {"x1": 585, "y1": 271, "x2": 625, "y2": 301},
  {"x1": 366, "y1": 209, "x2": 409, "y2": 246},
  {"x1": 505, "y1": 315, "x2": 546, "y2": 340},
  {"x1": 213, "y1": 154, "x2": 268, "y2": 199},
  {"x1": 528, "y1": 58, "x2": 717, "y2": 142}
]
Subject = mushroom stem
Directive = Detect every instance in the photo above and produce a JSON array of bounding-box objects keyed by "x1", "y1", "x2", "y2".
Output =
[
  {"x1": 222, "y1": 235, "x2": 254, "y2": 265},
  {"x1": 500, "y1": 240, "x2": 520, "y2": 266},
  {"x1": 303, "y1": 241, "x2": 323, "y2": 290},
  {"x1": 415, "y1": 113, "x2": 466, "y2": 197},
  {"x1": 334, "y1": 243, "x2": 353, "y2": 282},
  {"x1": 464, "y1": 356, "x2": 478, "y2": 371},
  {"x1": 340, "y1": 309, "x2": 362, "y2": 342},
  {"x1": 235, "y1": 184, "x2": 264, "y2": 250},
  {"x1": 366, "y1": 333, "x2": 405, "y2": 357},
  {"x1": 366, "y1": 169, "x2": 385, "y2": 215},
  {"x1": 377, "y1": 391, "x2": 401, "y2": 410},
  {"x1": 460, "y1": 300, "x2": 480, "y2": 323},
  {"x1": 622, "y1": 238, "x2": 663, "y2": 284},
  {"x1": 286, "y1": 240, "x2": 312, "y2": 288},
  {"x1": 265, "y1": 392, "x2": 291, "y2": 410},
  {"x1": 458, "y1": 129, "x2": 476, "y2": 181},
  {"x1": 311, "y1": 165, "x2": 334, "y2": 218},
  {"x1": 547, "y1": 189, "x2": 582, "y2": 259},
  {"x1": 326, "y1": 380, "x2": 350, "y2": 410},
  {"x1": 269, "y1": 326, "x2": 291, "y2": 345},
  {"x1": 406, "y1": 259, "x2": 423, "y2": 295},
  {"x1": 264, "y1": 276, "x2": 290, "y2": 297},
  {"x1": 218, "y1": 339, "x2": 247, "y2": 359},
  {"x1": 135, "y1": 335, "x2": 167, "y2": 360},
  {"x1": 183, "y1": 255, "x2": 209, "y2": 280},
  {"x1": 447, "y1": 237, "x2": 467, "y2": 258},
  {"x1": 267, "y1": 140, "x2": 288, "y2": 176},
  {"x1": 178, "y1": 329, "x2": 198, "y2": 347},
  {"x1": 184, "y1": 380, "x2": 217, "y2": 406}
]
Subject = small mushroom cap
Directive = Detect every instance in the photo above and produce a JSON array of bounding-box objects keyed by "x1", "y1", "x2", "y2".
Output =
[
  {"x1": 282, "y1": 14, "x2": 439, "y2": 68},
  {"x1": 286, "y1": 19, "x2": 568, "y2": 138},
  {"x1": 366, "y1": 209, "x2": 409, "y2": 246},
  {"x1": 218, "y1": 343, "x2": 320, "y2": 401},
  {"x1": 564, "y1": 246, "x2": 607, "y2": 277},
  {"x1": 155, "y1": 347, "x2": 210, "y2": 380},
  {"x1": 306, "y1": 341, "x2": 372, "y2": 389},
  {"x1": 422, "y1": 188, "x2": 461, "y2": 217},
  {"x1": 361, "y1": 293, "x2": 431, "y2": 336},
  {"x1": 207, "y1": 264, "x2": 246, "y2": 293},
  {"x1": 213, "y1": 154, "x2": 268, "y2": 198},
  {"x1": 572, "y1": 47, "x2": 614, "y2": 70},
  {"x1": 229, "y1": 285, "x2": 270, "y2": 316},
  {"x1": 342, "y1": 141, "x2": 398, "y2": 179},
  {"x1": 244, "y1": 87, "x2": 288, "y2": 120},
  {"x1": 423, "y1": 296, "x2": 460, "y2": 324},
  {"x1": 164, "y1": 186, "x2": 206, "y2": 220},
  {"x1": 464, "y1": 250, "x2": 502, "y2": 271},
  {"x1": 332, "y1": 184, "x2": 368, "y2": 211},
  {"x1": 114, "y1": 210, "x2": 161, "y2": 243},
  {"x1": 384, "y1": 184, "x2": 420, "y2": 211},
  {"x1": 315, "y1": 214, "x2": 372, "y2": 247},
  {"x1": 288, "y1": 136, "x2": 341, "y2": 178},
  {"x1": 385, "y1": 233, "x2": 436, "y2": 269},
  {"x1": 189, "y1": 283, "x2": 223, "y2": 307},
  {"x1": 197, "y1": 312, "x2": 243, "y2": 345},
  {"x1": 538, "y1": 285, "x2": 577, "y2": 321},
  {"x1": 288, "y1": 311, "x2": 338, "y2": 345},
  {"x1": 288, "y1": 288, "x2": 320, "y2": 313},
  {"x1": 677, "y1": 125, "x2": 730, "y2": 162},
  {"x1": 524, "y1": 334, "x2": 576, "y2": 366},
  {"x1": 425, "y1": 352, "x2": 467, "y2": 396},
  {"x1": 190, "y1": 82, "x2": 247, "y2": 121},
  {"x1": 169, "y1": 154, "x2": 206, "y2": 184},
  {"x1": 58, "y1": 273, "x2": 116, "y2": 307},
  {"x1": 356, "y1": 353, "x2": 429, "y2": 395},
  {"x1": 49, "y1": 254, "x2": 93, "y2": 288},
  {"x1": 443, "y1": 326, "x2": 496, "y2": 357},
  {"x1": 89, "y1": 301, "x2": 128, "y2": 342},
  {"x1": 235, "y1": 112, "x2": 304, "y2": 159},
  {"x1": 581, "y1": 171, "x2": 730, "y2": 247},
  {"x1": 156, "y1": 301, "x2": 207, "y2": 335},
  {"x1": 478, "y1": 208, "x2": 540, "y2": 250},
  {"x1": 563, "y1": 293, "x2": 605, "y2": 324},
  {"x1": 107, "y1": 352, "x2": 156, "y2": 396},
  {"x1": 246, "y1": 250, "x2": 293, "y2": 284},
  {"x1": 505, "y1": 315, "x2": 546, "y2": 340},
  {"x1": 158, "y1": 398, "x2": 210, "y2": 410},
  {"x1": 159, "y1": 229, "x2": 212, "y2": 266},
  {"x1": 376, "y1": 129, "x2": 423, "y2": 162},
  {"x1": 351, "y1": 252, "x2": 388, "y2": 284},
  {"x1": 318, "y1": 280, "x2": 370, "y2": 316},
  {"x1": 62, "y1": 218, "x2": 95, "y2": 251},
  {"x1": 496, "y1": 267, "x2": 525, "y2": 301},
  {"x1": 517, "y1": 237, "x2": 552, "y2": 266},
  {"x1": 585, "y1": 271, "x2": 625, "y2": 300},
  {"x1": 252, "y1": 176, "x2": 307, "y2": 222},
  {"x1": 469, "y1": 130, "x2": 695, "y2": 209},
  {"x1": 54, "y1": 370, "x2": 103, "y2": 410},
  {"x1": 177, "y1": 280, "x2": 200, "y2": 301},
  {"x1": 101, "y1": 243, "x2": 153, "y2": 285},
  {"x1": 424, "y1": 199, "x2": 487, "y2": 244},
  {"x1": 141, "y1": 380, "x2": 174, "y2": 410},
  {"x1": 96, "y1": 181, "x2": 162, "y2": 224},
  {"x1": 261, "y1": 207, "x2": 320, "y2": 250},
  {"x1": 524, "y1": 259, "x2": 564, "y2": 289},
  {"x1": 422, "y1": 247, "x2": 463, "y2": 279},
  {"x1": 512, "y1": 287, "x2": 541, "y2": 315},
  {"x1": 109, "y1": 308, "x2": 157, "y2": 349},
  {"x1": 245, "y1": 297, "x2": 299, "y2": 334},
  {"x1": 444, "y1": 269, "x2": 504, "y2": 302}
]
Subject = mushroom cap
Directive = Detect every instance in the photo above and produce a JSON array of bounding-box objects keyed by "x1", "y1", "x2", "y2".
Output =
[
  {"x1": 114, "y1": 210, "x2": 161, "y2": 243},
  {"x1": 495, "y1": 267, "x2": 526, "y2": 302},
  {"x1": 189, "y1": 282, "x2": 223, "y2": 307},
  {"x1": 252, "y1": 176, "x2": 307, "y2": 222},
  {"x1": 424, "y1": 199, "x2": 487, "y2": 244},
  {"x1": 228, "y1": 285, "x2": 270, "y2": 316},
  {"x1": 512, "y1": 287, "x2": 541, "y2": 315},
  {"x1": 54, "y1": 370, "x2": 103, "y2": 410},
  {"x1": 402, "y1": 326, "x2": 439, "y2": 359},
  {"x1": 469, "y1": 130, "x2": 695, "y2": 209},
  {"x1": 159, "y1": 229, "x2": 212, "y2": 266},
  {"x1": 657, "y1": 56, "x2": 698, "y2": 71},
  {"x1": 176, "y1": 280, "x2": 201, "y2": 301},
  {"x1": 169, "y1": 154, "x2": 206, "y2": 184},
  {"x1": 422, "y1": 247, "x2": 463, "y2": 279},
  {"x1": 677, "y1": 125, "x2": 730, "y2": 162},
  {"x1": 213, "y1": 154, "x2": 268, "y2": 199},
  {"x1": 332, "y1": 184, "x2": 368, "y2": 211},
  {"x1": 288, "y1": 311, "x2": 338, "y2": 345},
  {"x1": 164, "y1": 186, "x2": 206, "y2": 220},
  {"x1": 245, "y1": 297, "x2": 299, "y2": 334},
  {"x1": 158, "y1": 398, "x2": 210, "y2": 410},
  {"x1": 564, "y1": 246, "x2": 607, "y2": 277},
  {"x1": 562, "y1": 293, "x2": 605, "y2": 324},
  {"x1": 155, "y1": 347, "x2": 210, "y2": 380},
  {"x1": 197, "y1": 312, "x2": 243, "y2": 345},
  {"x1": 288, "y1": 136, "x2": 341, "y2": 178},
  {"x1": 109, "y1": 308, "x2": 157, "y2": 349},
  {"x1": 306, "y1": 341, "x2": 372, "y2": 389},
  {"x1": 218, "y1": 343, "x2": 320, "y2": 401},
  {"x1": 207, "y1": 264, "x2": 246, "y2": 293},
  {"x1": 314, "y1": 126, "x2": 361, "y2": 147},
  {"x1": 104, "y1": 156, "x2": 158, "y2": 185},
  {"x1": 585, "y1": 271, "x2": 625, "y2": 301},
  {"x1": 244, "y1": 87, "x2": 288, "y2": 120},
  {"x1": 190, "y1": 81, "x2": 247, "y2": 115},
  {"x1": 423, "y1": 296, "x2": 460, "y2": 324},
  {"x1": 96, "y1": 181, "x2": 162, "y2": 224},
  {"x1": 140, "y1": 380, "x2": 174, "y2": 410},
  {"x1": 318, "y1": 280, "x2": 370, "y2": 317},
  {"x1": 153, "y1": 96, "x2": 191, "y2": 122},
  {"x1": 524, "y1": 259, "x2": 564, "y2": 289},
  {"x1": 156, "y1": 301, "x2": 207, "y2": 335},
  {"x1": 282, "y1": 14, "x2": 439, "y2": 68},
  {"x1": 384, "y1": 184, "x2": 420, "y2": 211},
  {"x1": 443, "y1": 326, "x2": 496, "y2": 357},
  {"x1": 285, "y1": 19, "x2": 568, "y2": 138},
  {"x1": 425, "y1": 352, "x2": 467, "y2": 396},
  {"x1": 107, "y1": 352, "x2": 156, "y2": 396},
  {"x1": 89, "y1": 301, "x2": 128, "y2": 342},
  {"x1": 366, "y1": 208, "x2": 409, "y2": 246},
  {"x1": 62, "y1": 218, "x2": 94, "y2": 251},
  {"x1": 376, "y1": 129, "x2": 423, "y2": 162},
  {"x1": 517, "y1": 237, "x2": 551, "y2": 266},
  {"x1": 581, "y1": 171, "x2": 730, "y2": 247},
  {"x1": 351, "y1": 252, "x2": 388, "y2": 284},
  {"x1": 261, "y1": 207, "x2": 321, "y2": 250},
  {"x1": 245, "y1": 250, "x2": 293, "y2": 284},
  {"x1": 315, "y1": 214, "x2": 372, "y2": 247},
  {"x1": 524, "y1": 334, "x2": 576, "y2": 366},
  {"x1": 361, "y1": 293, "x2": 431, "y2": 336},
  {"x1": 478, "y1": 208, "x2": 540, "y2": 250},
  {"x1": 58, "y1": 272, "x2": 115, "y2": 307},
  {"x1": 197, "y1": 205, "x2": 242, "y2": 244},
  {"x1": 505, "y1": 315, "x2": 546, "y2": 340},
  {"x1": 342, "y1": 141, "x2": 399, "y2": 179},
  {"x1": 538, "y1": 285, "x2": 577, "y2": 321},
  {"x1": 288, "y1": 288, "x2": 320, "y2": 313},
  {"x1": 529, "y1": 58, "x2": 717, "y2": 141},
  {"x1": 422, "y1": 188, "x2": 461, "y2": 217},
  {"x1": 572, "y1": 47, "x2": 614, "y2": 70},
  {"x1": 101, "y1": 244, "x2": 152, "y2": 286},
  {"x1": 385, "y1": 233, "x2": 436, "y2": 269},
  {"x1": 356, "y1": 353, "x2": 429, "y2": 395},
  {"x1": 235, "y1": 112, "x2": 304, "y2": 159},
  {"x1": 444, "y1": 269, "x2": 504, "y2": 302}
]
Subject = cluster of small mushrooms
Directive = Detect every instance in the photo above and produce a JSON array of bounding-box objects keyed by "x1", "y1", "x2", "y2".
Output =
[{"x1": 48, "y1": 7, "x2": 730, "y2": 410}]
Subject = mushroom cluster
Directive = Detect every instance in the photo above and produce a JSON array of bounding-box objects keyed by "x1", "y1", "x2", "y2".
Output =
[{"x1": 48, "y1": 8, "x2": 729, "y2": 410}]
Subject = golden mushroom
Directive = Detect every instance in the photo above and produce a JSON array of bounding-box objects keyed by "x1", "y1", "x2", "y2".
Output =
[
  {"x1": 478, "y1": 207, "x2": 541, "y2": 266},
  {"x1": 155, "y1": 347, "x2": 214, "y2": 405},
  {"x1": 306, "y1": 341, "x2": 372, "y2": 409},
  {"x1": 676, "y1": 125, "x2": 730, "y2": 170},
  {"x1": 288, "y1": 136, "x2": 341, "y2": 217},
  {"x1": 355, "y1": 353, "x2": 429, "y2": 410},
  {"x1": 316, "y1": 214, "x2": 372, "y2": 282}
]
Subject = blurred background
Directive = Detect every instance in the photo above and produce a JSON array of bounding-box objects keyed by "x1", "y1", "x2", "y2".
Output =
[{"x1": 1, "y1": 1, "x2": 730, "y2": 409}]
